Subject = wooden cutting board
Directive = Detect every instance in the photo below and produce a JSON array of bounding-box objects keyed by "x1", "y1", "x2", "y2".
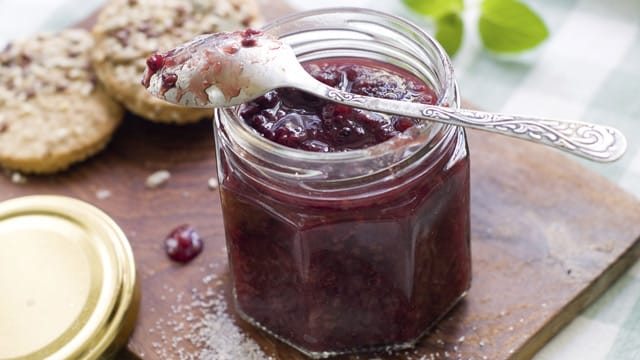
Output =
[{"x1": 2, "y1": 3, "x2": 640, "y2": 360}]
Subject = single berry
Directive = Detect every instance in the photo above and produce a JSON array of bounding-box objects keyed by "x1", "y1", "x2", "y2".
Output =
[
  {"x1": 165, "y1": 224, "x2": 203, "y2": 262},
  {"x1": 146, "y1": 53, "x2": 165, "y2": 72}
]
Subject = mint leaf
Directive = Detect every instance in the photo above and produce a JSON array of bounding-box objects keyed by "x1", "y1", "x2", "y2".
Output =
[
  {"x1": 479, "y1": 0, "x2": 549, "y2": 53},
  {"x1": 436, "y1": 13, "x2": 464, "y2": 56},
  {"x1": 402, "y1": 0, "x2": 463, "y2": 19}
]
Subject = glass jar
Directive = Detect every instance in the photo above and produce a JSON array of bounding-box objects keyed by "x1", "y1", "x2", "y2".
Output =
[{"x1": 214, "y1": 8, "x2": 471, "y2": 358}]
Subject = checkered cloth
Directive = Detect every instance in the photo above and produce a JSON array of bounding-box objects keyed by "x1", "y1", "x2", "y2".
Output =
[{"x1": 2, "y1": 0, "x2": 638, "y2": 358}]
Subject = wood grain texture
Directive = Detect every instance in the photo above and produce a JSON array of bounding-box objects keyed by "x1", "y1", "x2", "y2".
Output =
[
  {"x1": 2, "y1": 113, "x2": 638, "y2": 360},
  {"x1": 2, "y1": 3, "x2": 639, "y2": 359}
]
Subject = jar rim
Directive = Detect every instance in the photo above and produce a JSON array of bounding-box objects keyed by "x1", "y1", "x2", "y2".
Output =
[
  {"x1": 263, "y1": 7, "x2": 456, "y2": 106},
  {"x1": 216, "y1": 7, "x2": 459, "y2": 168}
]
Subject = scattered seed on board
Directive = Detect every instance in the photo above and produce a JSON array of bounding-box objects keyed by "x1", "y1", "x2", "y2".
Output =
[
  {"x1": 96, "y1": 188, "x2": 112, "y2": 200},
  {"x1": 10, "y1": 172, "x2": 27, "y2": 184},
  {"x1": 207, "y1": 176, "x2": 219, "y2": 190},
  {"x1": 146, "y1": 169, "x2": 171, "y2": 188}
]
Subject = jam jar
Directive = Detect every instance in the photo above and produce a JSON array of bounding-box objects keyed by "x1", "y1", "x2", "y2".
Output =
[{"x1": 213, "y1": 8, "x2": 471, "y2": 358}]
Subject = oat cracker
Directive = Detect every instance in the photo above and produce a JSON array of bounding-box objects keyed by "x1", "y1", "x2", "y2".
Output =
[{"x1": 0, "y1": 29, "x2": 123, "y2": 174}]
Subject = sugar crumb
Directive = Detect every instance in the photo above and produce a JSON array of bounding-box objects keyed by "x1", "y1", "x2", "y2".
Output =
[
  {"x1": 150, "y1": 274, "x2": 272, "y2": 360},
  {"x1": 96, "y1": 188, "x2": 112, "y2": 200},
  {"x1": 207, "y1": 177, "x2": 219, "y2": 190},
  {"x1": 10, "y1": 172, "x2": 27, "y2": 184},
  {"x1": 146, "y1": 170, "x2": 171, "y2": 188}
]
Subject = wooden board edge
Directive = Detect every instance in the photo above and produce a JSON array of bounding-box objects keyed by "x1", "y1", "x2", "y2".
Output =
[{"x1": 511, "y1": 235, "x2": 640, "y2": 360}]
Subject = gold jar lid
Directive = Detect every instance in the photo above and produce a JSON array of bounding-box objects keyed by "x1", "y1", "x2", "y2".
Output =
[{"x1": 0, "y1": 195, "x2": 139, "y2": 360}]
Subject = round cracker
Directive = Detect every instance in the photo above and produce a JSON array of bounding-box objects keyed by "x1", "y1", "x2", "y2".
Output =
[
  {"x1": 0, "y1": 29, "x2": 123, "y2": 174},
  {"x1": 91, "y1": 0, "x2": 262, "y2": 123}
]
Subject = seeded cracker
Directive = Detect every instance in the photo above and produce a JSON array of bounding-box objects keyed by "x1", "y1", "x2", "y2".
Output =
[
  {"x1": 90, "y1": 0, "x2": 262, "y2": 123},
  {"x1": 0, "y1": 29, "x2": 123, "y2": 174}
]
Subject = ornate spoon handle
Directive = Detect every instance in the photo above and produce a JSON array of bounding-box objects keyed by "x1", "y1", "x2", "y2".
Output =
[
  {"x1": 418, "y1": 106, "x2": 626, "y2": 163},
  {"x1": 296, "y1": 79, "x2": 627, "y2": 162}
]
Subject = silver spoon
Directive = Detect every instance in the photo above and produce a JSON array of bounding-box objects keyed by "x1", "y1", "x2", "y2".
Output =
[{"x1": 143, "y1": 30, "x2": 626, "y2": 162}]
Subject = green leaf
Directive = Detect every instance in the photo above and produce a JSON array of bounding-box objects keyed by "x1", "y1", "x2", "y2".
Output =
[
  {"x1": 436, "y1": 13, "x2": 464, "y2": 56},
  {"x1": 403, "y1": 0, "x2": 463, "y2": 19},
  {"x1": 479, "y1": 0, "x2": 549, "y2": 53}
]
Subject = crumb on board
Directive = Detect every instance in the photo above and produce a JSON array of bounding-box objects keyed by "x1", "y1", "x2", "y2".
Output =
[
  {"x1": 146, "y1": 170, "x2": 171, "y2": 188},
  {"x1": 96, "y1": 188, "x2": 112, "y2": 200},
  {"x1": 10, "y1": 172, "x2": 27, "y2": 184},
  {"x1": 207, "y1": 176, "x2": 219, "y2": 190}
]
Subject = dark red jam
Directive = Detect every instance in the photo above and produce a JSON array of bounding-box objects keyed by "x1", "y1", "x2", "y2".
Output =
[
  {"x1": 239, "y1": 58, "x2": 437, "y2": 152},
  {"x1": 142, "y1": 52, "x2": 163, "y2": 88},
  {"x1": 142, "y1": 29, "x2": 264, "y2": 91},
  {"x1": 219, "y1": 58, "x2": 470, "y2": 355},
  {"x1": 146, "y1": 53, "x2": 164, "y2": 72}
]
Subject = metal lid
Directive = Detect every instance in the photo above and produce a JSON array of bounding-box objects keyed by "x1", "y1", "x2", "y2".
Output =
[{"x1": 0, "y1": 195, "x2": 139, "y2": 360}]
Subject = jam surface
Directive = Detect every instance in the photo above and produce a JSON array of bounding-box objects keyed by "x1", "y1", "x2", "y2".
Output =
[
  {"x1": 220, "y1": 58, "x2": 471, "y2": 355},
  {"x1": 239, "y1": 58, "x2": 437, "y2": 152}
]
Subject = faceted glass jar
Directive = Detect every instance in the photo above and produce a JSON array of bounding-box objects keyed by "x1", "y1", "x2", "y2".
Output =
[{"x1": 213, "y1": 8, "x2": 471, "y2": 358}]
